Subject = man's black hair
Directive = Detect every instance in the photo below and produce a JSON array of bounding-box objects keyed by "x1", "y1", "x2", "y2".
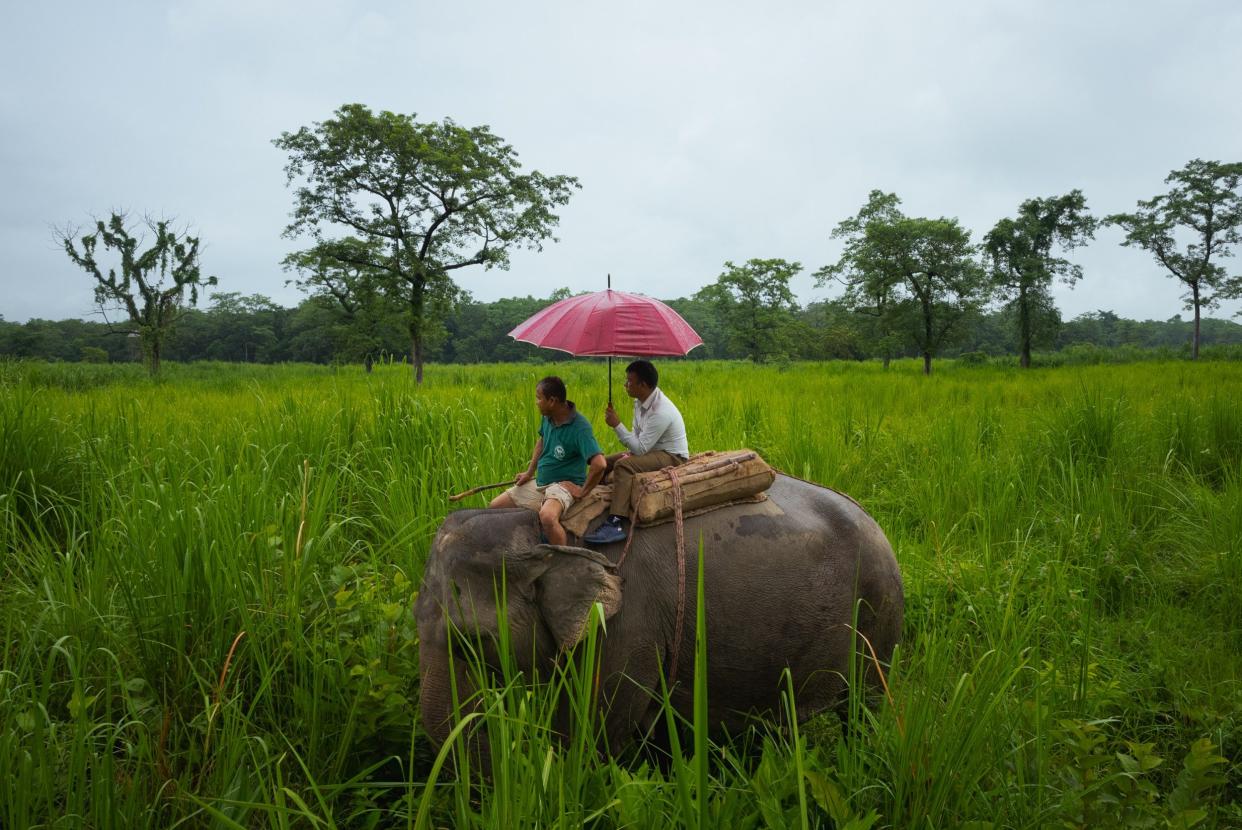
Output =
[
  {"x1": 537, "y1": 376, "x2": 568, "y2": 403},
  {"x1": 626, "y1": 359, "x2": 658, "y2": 389}
]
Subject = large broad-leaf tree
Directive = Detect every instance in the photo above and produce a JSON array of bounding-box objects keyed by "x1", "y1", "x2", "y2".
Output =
[
  {"x1": 696, "y1": 258, "x2": 801, "y2": 363},
  {"x1": 283, "y1": 238, "x2": 410, "y2": 369},
  {"x1": 1105, "y1": 158, "x2": 1242, "y2": 359},
  {"x1": 817, "y1": 191, "x2": 987, "y2": 375},
  {"x1": 274, "y1": 103, "x2": 580, "y2": 382},
  {"x1": 984, "y1": 190, "x2": 1098, "y2": 368},
  {"x1": 58, "y1": 212, "x2": 216, "y2": 376},
  {"x1": 203, "y1": 292, "x2": 283, "y2": 362}
]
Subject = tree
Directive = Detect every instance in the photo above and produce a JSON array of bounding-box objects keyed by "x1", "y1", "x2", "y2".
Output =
[
  {"x1": 817, "y1": 191, "x2": 988, "y2": 374},
  {"x1": 664, "y1": 295, "x2": 731, "y2": 359},
  {"x1": 283, "y1": 239, "x2": 409, "y2": 368},
  {"x1": 204, "y1": 293, "x2": 283, "y2": 362},
  {"x1": 984, "y1": 190, "x2": 1097, "y2": 367},
  {"x1": 1105, "y1": 159, "x2": 1242, "y2": 359},
  {"x1": 440, "y1": 292, "x2": 566, "y2": 363},
  {"x1": 696, "y1": 258, "x2": 800, "y2": 363},
  {"x1": 795, "y1": 300, "x2": 868, "y2": 360},
  {"x1": 284, "y1": 297, "x2": 353, "y2": 363},
  {"x1": 274, "y1": 103, "x2": 580, "y2": 382},
  {"x1": 58, "y1": 212, "x2": 216, "y2": 376}
]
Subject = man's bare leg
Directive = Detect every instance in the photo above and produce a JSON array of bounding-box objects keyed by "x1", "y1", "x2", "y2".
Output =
[
  {"x1": 538, "y1": 499, "x2": 567, "y2": 546},
  {"x1": 489, "y1": 491, "x2": 518, "y2": 508}
]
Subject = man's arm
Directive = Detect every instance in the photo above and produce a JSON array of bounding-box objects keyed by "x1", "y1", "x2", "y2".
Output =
[
  {"x1": 515, "y1": 437, "x2": 543, "y2": 485},
  {"x1": 603, "y1": 402, "x2": 640, "y2": 454},
  {"x1": 564, "y1": 453, "x2": 606, "y2": 500},
  {"x1": 615, "y1": 406, "x2": 673, "y2": 455}
]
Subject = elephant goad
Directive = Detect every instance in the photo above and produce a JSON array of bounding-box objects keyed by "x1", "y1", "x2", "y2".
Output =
[{"x1": 415, "y1": 474, "x2": 904, "y2": 753}]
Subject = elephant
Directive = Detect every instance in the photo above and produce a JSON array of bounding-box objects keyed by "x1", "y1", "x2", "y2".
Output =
[{"x1": 414, "y1": 473, "x2": 904, "y2": 754}]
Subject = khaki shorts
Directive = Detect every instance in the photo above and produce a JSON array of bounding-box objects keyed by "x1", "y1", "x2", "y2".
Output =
[{"x1": 504, "y1": 480, "x2": 575, "y2": 513}]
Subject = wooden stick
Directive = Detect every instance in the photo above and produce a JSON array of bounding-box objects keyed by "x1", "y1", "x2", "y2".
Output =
[{"x1": 448, "y1": 481, "x2": 512, "y2": 502}]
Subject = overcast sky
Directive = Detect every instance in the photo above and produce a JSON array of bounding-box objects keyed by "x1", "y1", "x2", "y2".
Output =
[{"x1": 3, "y1": 0, "x2": 1241, "y2": 324}]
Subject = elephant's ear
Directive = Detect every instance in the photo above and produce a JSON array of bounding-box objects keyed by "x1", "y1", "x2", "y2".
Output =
[{"x1": 533, "y1": 544, "x2": 622, "y2": 652}]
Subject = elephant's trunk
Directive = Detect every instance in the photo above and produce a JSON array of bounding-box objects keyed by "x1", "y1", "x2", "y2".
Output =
[
  {"x1": 418, "y1": 649, "x2": 456, "y2": 749},
  {"x1": 418, "y1": 647, "x2": 493, "y2": 770}
]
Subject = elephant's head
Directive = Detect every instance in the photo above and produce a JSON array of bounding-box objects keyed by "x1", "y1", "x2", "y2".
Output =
[{"x1": 414, "y1": 509, "x2": 622, "y2": 746}]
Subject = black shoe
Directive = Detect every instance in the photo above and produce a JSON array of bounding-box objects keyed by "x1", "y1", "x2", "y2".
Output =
[{"x1": 584, "y1": 517, "x2": 627, "y2": 545}]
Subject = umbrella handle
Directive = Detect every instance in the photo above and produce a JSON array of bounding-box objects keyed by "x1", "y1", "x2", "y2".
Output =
[{"x1": 607, "y1": 274, "x2": 613, "y2": 407}]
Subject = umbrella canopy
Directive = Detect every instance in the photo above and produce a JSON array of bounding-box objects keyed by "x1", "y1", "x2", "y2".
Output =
[{"x1": 508, "y1": 289, "x2": 703, "y2": 357}]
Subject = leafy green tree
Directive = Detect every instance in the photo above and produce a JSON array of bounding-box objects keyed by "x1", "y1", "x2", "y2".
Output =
[
  {"x1": 284, "y1": 297, "x2": 350, "y2": 363},
  {"x1": 967, "y1": 304, "x2": 1041, "y2": 356},
  {"x1": 984, "y1": 191, "x2": 1097, "y2": 368},
  {"x1": 796, "y1": 300, "x2": 868, "y2": 360},
  {"x1": 663, "y1": 296, "x2": 730, "y2": 359},
  {"x1": 204, "y1": 293, "x2": 283, "y2": 362},
  {"x1": 817, "y1": 191, "x2": 988, "y2": 375},
  {"x1": 441, "y1": 293, "x2": 565, "y2": 363},
  {"x1": 283, "y1": 239, "x2": 412, "y2": 369},
  {"x1": 1105, "y1": 159, "x2": 1242, "y2": 359},
  {"x1": 274, "y1": 103, "x2": 580, "y2": 382},
  {"x1": 58, "y1": 212, "x2": 216, "y2": 376},
  {"x1": 697, "y1": 259, "x2": 800, "y2": 363}
]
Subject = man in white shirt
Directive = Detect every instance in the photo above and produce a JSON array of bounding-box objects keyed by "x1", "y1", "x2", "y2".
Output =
[{"x1": 584, "y1": 360, "x2": 689, "y2": 545}]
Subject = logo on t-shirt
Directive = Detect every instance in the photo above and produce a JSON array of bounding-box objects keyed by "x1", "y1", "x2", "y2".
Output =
[{"x1": 554, "y1": 445, "x2": 566, "y2": 460}]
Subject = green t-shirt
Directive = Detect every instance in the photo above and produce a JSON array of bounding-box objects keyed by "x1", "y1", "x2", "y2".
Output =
[{"x1": 536, "y1": 408, "x2": 603, "y2": 486}]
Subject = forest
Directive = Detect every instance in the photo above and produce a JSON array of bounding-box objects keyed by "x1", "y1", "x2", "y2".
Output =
[{"x1": 4, "y1": 291, "x2": 1242, "y2": 367}]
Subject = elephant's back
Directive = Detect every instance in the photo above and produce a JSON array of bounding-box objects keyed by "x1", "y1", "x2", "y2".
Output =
[
  {"x1": 681, "y1": 473, "x2": 894, "y2": 565},
  {"x1": 629, "y1": 472, "x2": 901, "y2": 625},
  {"x1": 629, "y1": 473, "x2": 903, "y2": 721}
]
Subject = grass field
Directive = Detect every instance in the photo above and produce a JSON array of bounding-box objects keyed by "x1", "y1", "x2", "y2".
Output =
[{"x1": 2, "y1": 357, "x2": 1240, "y2": 828}]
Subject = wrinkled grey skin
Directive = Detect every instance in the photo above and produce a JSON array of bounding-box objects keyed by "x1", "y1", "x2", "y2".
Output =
[{"x1": 415, "y1": 474, "x2": 903, "y2": 753}]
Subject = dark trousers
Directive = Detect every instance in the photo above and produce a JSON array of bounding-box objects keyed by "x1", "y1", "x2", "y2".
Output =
[{"x1": 610, "y1": 450, "x2": 684, "y2": 517}]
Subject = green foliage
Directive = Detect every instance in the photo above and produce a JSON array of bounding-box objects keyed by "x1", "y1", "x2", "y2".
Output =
[
  {"x1": 57, "y1": 211, "x2": 217, "y2": 375},
  {"x1": 1, "y1": 360, "x2": 1240, "y2": 826},
  {"x1": 1106, "y1": 158, "x2": 1242, "y2": 359},
  {"x1": 817, "y1": 190, "x2": 990, "y2": 374},
  {"x1": 697, "y1": 258, "x2": 801, "y2": 362},
  {"x1": 274, "y1": 103, "x2": 580, "y2": 381},
  {"x1": 7, "y1": 300, "x2": 1242, "y2": 367},
  {"x1": 283, "y1": 238, "x2": 414, "y2": 363},
  {"x1": 441, "y1": 292, "x2": 569, "y2": 363},
  {"x1": 956, "y1": 350, "x2": 989, "y2": 366},
  {"x1": 79, "y1": 345, "x2": 108, "y2": 363},
  {"x1": 1052, "y1": 721, "x2": 1228, "y2": 829},
  {"x1": 985, "y1": 190, "x2": 1097, "y2": 367}
]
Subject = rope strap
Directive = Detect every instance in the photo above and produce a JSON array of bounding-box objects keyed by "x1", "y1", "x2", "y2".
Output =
[
  {"x1": 614, "y1": 462, "x2": 688, "y2": 686},
  {"x1": 666, "y1": 466, "x2": 687, "y2": 684}
]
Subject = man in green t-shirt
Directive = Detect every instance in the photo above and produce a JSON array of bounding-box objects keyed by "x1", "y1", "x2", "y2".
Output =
[{"x1": 490, "y1": 376, "x2": 606, "y2": 545}]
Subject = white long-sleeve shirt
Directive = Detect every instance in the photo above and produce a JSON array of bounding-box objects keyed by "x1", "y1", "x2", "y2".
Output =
[{"x1": 613, "y1": 387, "x2": 689, "y2": 458}]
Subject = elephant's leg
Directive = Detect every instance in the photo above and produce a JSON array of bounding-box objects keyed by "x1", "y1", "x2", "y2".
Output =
[{"x1": 598, "y1": 643, "x2": 666, "y2": 756}]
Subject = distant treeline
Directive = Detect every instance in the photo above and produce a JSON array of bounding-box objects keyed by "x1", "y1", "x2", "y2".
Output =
[{"x1": 3, "y1": 291, "x2": 1241, "y2": 366}]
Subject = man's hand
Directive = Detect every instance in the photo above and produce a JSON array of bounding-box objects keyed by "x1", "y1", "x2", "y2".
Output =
[
  {"x1": 604, "y1": 402, "x2": 620, "y2": 428},
  {"x1": 515, "y1": 471, "x2": 533, "y2": 486},
  {"x1": 561, "y1": 481, "x2": 583, "y2": 499}
]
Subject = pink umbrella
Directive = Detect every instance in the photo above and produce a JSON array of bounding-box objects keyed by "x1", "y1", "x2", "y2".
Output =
[{"x1": 509, "y1": 283, "x2": 703, "y2": 402}]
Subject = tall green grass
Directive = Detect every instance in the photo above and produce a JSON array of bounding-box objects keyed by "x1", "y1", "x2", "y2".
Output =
[{"x1": 1, "y1": 357, "x2": 1239, "y2": 826}]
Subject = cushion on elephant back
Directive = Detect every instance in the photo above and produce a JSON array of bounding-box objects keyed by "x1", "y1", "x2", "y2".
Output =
[{"x1": 630, "y1": 449, "x2": 775, "y2": 526}]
